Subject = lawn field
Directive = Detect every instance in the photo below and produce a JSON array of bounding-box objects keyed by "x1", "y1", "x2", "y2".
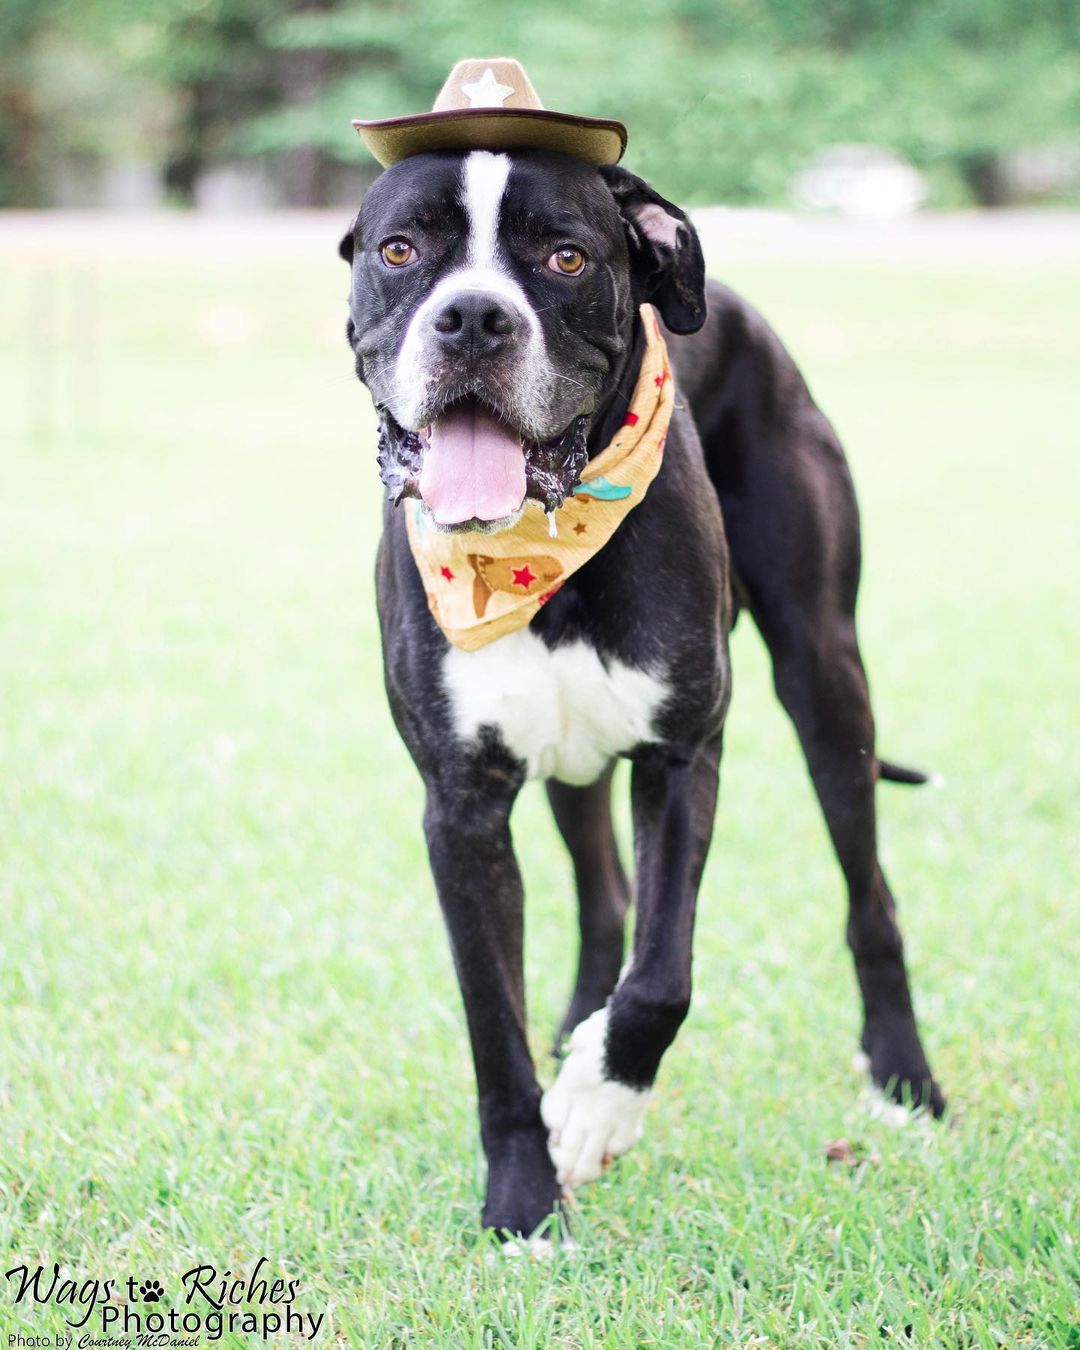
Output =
[{"x1": 1, "y1": 213, "x2": 1078, "y2": 1347}]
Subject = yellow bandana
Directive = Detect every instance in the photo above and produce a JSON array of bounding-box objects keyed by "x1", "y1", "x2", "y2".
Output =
[{"x1": 405, "y1": 304, "x2": 673, "y2": 651}]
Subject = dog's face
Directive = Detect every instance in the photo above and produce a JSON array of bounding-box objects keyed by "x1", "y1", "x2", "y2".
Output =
[{"x1": 339, "y1": 149, "x2": 705, "y2": 533}]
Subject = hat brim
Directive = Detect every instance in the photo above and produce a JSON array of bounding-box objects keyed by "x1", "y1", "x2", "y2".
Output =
[{"x1": 352, "y1": 107, "x2": 626, "y2": 169}]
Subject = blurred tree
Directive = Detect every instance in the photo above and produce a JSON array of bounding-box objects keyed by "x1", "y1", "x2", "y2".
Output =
[
  {"x1": 252, "y1": 0, "x2": 1080, "y2": 206},
  {"x1": 142, "y1": 0, "x2": 283, "y2": 201},
  {"x1": 277, "y1": 0, "x2": 339, "y2": 205},
  {"x1": 1, "y1": 0, "x2": 1079, "y2": 207},
  {"x1": 0, "y1": 0, "x2": 66, "y2": 204}
]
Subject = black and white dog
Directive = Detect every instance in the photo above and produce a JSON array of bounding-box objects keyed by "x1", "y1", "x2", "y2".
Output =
[{"x1": 338, "y1": 148, "x2": 945, "y2": 1241}]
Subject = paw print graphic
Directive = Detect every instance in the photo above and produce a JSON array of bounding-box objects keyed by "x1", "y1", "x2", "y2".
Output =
[{"x1": 139, "y1": 1279, "x2": 165, "y2": 1303}]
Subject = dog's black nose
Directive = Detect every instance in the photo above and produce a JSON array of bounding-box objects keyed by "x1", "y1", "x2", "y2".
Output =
[{"x1": 431, "y1": 291, "x2": 520, "y2": 355}]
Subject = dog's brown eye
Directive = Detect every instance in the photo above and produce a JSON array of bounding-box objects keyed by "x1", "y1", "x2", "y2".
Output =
[
  {"x1": 381, "y1": 239, "x2": 416, "y2": 267},
  {"x1": 548, "y1": 247, "x2": 586, "y2": 277}
]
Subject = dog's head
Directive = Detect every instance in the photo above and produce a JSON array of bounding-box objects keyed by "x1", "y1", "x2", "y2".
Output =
[{"x1": 339, "y1": 149, "x2": 706, "y2": 533}]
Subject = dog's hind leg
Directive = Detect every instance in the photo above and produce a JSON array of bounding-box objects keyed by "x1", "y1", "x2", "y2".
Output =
[
  {"x1": 709, "y1": 410, "x2": 945, "y2": 1116},
  {"x1": 546, "y1": 765, "x2": 631, "y2": 1051},
  {"x1": 761, "y1": 609, "x2": 945, "y2": 1116}
]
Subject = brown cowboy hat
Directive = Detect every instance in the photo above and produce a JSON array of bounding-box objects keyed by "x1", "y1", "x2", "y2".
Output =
[{"x1": 353, "y1": 57, "x2": 627, "y2": 169}]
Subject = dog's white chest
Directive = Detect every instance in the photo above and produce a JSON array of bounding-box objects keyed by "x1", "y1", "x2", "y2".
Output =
[{"x1": 441, "y1": 629, "x2": 667, "y2": 785}]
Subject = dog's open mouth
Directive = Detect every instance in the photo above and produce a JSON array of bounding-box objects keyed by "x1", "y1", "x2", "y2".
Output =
[{"x1": 377, "y1": 398, "x2": 589, "y2": 533}]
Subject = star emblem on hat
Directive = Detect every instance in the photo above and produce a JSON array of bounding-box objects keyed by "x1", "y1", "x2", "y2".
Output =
[
  {"x1": 352, "y1": 57, "x2": 627, "y2": 168},
  {"x1": 462, "y1": 67, "x2": 514, "y2": 108}
]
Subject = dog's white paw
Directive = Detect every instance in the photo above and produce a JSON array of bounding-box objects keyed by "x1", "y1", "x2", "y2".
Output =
[
  {"x1": 852, "y1": 1049, "x2": 934, "y2": 1127},
  {"x1": 541, "y1": 1009, "x2": 649, "y2": 1188},
  {"x1": 493, "y1": 1234, "x2": 580, "y2": 1261}
]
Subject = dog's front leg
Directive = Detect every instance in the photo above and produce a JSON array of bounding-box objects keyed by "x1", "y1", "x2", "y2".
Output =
[
  {"x1": 423, "y1": 769, "x2": 562, "y2": 1239},
  {"x1": 543, "y1": 741, "x2": 721, "y2": 1188}
]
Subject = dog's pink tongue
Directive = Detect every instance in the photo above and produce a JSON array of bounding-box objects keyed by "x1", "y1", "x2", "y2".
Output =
[{"x1": 419, "y1": 404, "x2": 526, "y2": 526}]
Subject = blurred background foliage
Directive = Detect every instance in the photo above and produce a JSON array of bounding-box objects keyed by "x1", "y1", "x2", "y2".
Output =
[{"x1": 2, "y1": 0, "x2": 1079, "y2": 208}]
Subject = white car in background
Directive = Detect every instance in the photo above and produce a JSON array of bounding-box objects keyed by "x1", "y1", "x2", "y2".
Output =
[{"x1": 792, "y1": 143, "x2": 927, "y2": 219}]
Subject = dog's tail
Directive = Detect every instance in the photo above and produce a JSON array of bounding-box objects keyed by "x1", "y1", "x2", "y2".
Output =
[{"x1": 877, "y1": 758, "x2": 934, "y2": 787}]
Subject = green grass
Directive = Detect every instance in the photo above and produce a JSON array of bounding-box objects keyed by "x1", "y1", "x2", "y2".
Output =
[{"x1": 1, "y1": 221, "x2": 1078, "y2": 1348}]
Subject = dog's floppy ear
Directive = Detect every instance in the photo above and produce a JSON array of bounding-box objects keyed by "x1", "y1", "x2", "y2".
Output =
[
  {"x1": 599, "y1": 166, "x2": 706, "y2": 335},
  {"x1": 338, "y1": 211, "x2": 359, "y2": 264}
]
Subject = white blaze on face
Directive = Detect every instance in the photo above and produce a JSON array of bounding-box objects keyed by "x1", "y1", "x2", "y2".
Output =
[
  {"x1": 390, "y1": 152, "x2": 557, "y2": 439},
  {"x1": 462, "y1": 149, "x2": 510, "y2": 270}
]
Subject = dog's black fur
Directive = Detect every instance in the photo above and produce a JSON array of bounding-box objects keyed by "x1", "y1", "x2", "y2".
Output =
[{"x1": 339, "y1": 149, "x2": 944, "y2": 1240}]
